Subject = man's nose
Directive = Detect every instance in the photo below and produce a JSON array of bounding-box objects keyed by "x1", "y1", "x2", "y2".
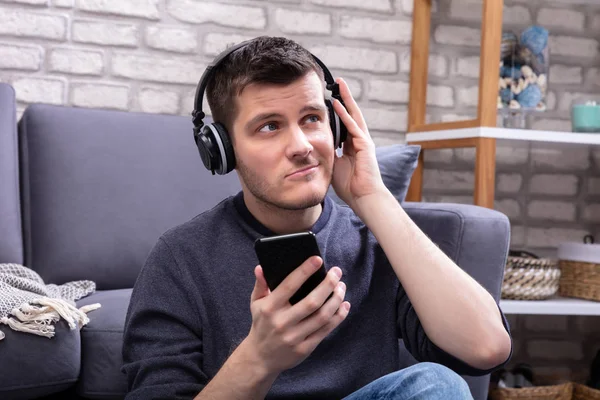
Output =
[{"x1": 286, "y1": 124, "x2": 313, "y2": 158}]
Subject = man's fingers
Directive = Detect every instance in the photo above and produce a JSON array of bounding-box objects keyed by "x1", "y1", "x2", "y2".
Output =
[
  {"x1": 299, "y1": 301, "x2": 351, "y2": 352},
  {"x1": 333, "y1": 98, "x2": 364, "y2": 141},
  {"x1": 270, "y1": 256, "x2": 324, "y2": 306},
  {"x1": 292, "y1": 280, "x2": 347, "y2": 338},
  {"x1": 250, "y1": 265, "x2": 270, "y2": 303},
  {"x1": 336, "y1": 78, "x2": 367, "y2": 132}
]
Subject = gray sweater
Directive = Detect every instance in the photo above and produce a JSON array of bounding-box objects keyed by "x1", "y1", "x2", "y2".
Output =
[{"x1": 122, "y1": 192, "x2": 510, "y2": 399}]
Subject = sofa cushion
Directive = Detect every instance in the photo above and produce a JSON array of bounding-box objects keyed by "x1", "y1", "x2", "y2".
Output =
[
  {"x1": 0, "y1": 83, "x2": 23, "y2": 264},
  {"x1": 327, "y1": 144, "x2": 421, "y2": 205},
  {"x1": 18, "y1": 105, "x2": 242, "y2": 289},
  {"x1": 76, "y1": 289, "x2": 130, "y2": 399},
  {"x1": 0, "y1": 323, "x2": 80, "y2": 400}
]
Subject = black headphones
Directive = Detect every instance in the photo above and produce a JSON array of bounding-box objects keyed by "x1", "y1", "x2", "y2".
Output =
[{"x1": 191, "y1": 39, "x2": 348, "y2": 175}]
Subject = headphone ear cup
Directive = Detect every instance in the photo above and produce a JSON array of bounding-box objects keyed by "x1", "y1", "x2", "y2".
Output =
[
  {"x1": 326, "y1": 99, "x2": 348, "y2": 149},
  {"x1": 196, "y1": 124, "x2": 220, "y2": 175},
  {"x1": 212, "y1": 122, "x2": 236, "y2": 175}
]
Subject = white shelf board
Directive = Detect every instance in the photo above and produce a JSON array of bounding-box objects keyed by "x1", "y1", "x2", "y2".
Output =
[
  {"x1": 500, "y1": 296, "x2": 600, "y2": 316},
  {"x1": 406, "y1": 127, "x2": 600, "y2": 147}
]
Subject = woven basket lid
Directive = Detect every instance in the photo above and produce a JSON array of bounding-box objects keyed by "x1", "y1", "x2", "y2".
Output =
[{"x1": 558, "y1": 235, "x2": 600, "y2": 263}]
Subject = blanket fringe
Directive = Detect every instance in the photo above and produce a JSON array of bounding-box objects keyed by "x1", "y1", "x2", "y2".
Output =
[{"x1": 0, "y1": 298, "x2": 101, "y2": 339}]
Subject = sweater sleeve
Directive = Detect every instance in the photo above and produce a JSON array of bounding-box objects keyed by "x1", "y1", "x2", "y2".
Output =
[
  {"x1": 122, "y1": 237, "x2": 208, "y2": 399},
  {"x1": 396, "y1": 283, "x2": 513, "y2": 377}
]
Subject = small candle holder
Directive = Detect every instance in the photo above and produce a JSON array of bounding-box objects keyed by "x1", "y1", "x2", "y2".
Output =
[{"x1": 571, "y1": 101, "x2": 600, "y2": 133}]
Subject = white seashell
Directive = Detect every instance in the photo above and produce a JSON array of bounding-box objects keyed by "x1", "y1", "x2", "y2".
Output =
[
  {"x1": 537, "y1": 74, "x2": 547, "y2": 88},
  {"x1": 510, "y1": 100, "x2": 521, "y2": 109},
  {"x1": 520, "y1": 78, "x2": 529, "y2": 90},
  {"x1": 505, "y1": 77, "x2": 513, "y2": 85},
  {"x1": 536, "y1": 102, "x2": 547, "y2": 111},
  {"x1": 499, "y1": 77, "x2": 507, "y2": 89},
  {"x1": 498, "y1": 96, "x2": 503, "y2": 109},
  {"x1": 512, "y1": 85, "x2": 522, "y2": 95},
  {"x1": 521, "y1": 65, "x2": 533, "y2": 79}
]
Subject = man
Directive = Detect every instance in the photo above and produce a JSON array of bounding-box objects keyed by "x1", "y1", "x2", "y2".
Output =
[{"x1": 122, "y1": 36, "x2": 512, "y2": 400}]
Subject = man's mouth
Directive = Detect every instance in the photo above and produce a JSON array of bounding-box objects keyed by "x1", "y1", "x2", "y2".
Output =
[{"x1": 286, "y1": 164, "x2": 319, "y2": 178}]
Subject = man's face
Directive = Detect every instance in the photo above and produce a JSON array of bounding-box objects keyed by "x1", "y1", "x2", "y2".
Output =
[{"x1": 231, "y1": 71, "x2": 335, "y2": 211}]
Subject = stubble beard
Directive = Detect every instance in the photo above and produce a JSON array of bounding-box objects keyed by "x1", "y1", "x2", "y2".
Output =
[{"x1": 236, "y1": 158, "x2": 332, "y2": 211}]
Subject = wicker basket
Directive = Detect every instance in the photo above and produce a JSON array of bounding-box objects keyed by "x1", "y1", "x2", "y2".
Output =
[
  {"x1": 558, "y1": 237, "x2": 600, "y2": 302},
  {"x1": 489, "y1": 382, "x2": 600, "y2": 400},
  {"x1": 502, "y1": 250, "x2": 561, "y2": 300}
]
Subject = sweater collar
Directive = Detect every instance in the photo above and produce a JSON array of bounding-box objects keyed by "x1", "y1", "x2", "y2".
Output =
[{"x1": 233, "y1": 191, "x2": 333, "y2": 237}]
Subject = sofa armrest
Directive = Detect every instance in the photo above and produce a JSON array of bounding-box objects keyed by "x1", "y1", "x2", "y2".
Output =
[{"x1": 402, "y1": 202, "x2": 510, "y2": 302}]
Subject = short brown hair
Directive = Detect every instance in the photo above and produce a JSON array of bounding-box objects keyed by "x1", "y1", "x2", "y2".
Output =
[{"x1": 206, "y1": 36, "x2": 324, "y2": 134}]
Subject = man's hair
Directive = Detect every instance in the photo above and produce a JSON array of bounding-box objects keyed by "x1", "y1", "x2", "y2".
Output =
[{"x1": 206, "y1": 36, "x2": 325, "y2": 134}]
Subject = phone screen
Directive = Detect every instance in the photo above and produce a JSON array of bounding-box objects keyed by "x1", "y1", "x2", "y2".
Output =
[{"x1": 254, "y1": 231, "x2": 327, "y2": 304}]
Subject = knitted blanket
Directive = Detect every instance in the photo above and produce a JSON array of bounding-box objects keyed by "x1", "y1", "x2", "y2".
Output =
[{"x1": 0, "y1": 263, "x2": 101, "y2": 340}]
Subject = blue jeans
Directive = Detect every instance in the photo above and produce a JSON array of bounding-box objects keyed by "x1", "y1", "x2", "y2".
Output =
[{"x1": 343, "y1": 362, "x2": 473, "y2": 400}]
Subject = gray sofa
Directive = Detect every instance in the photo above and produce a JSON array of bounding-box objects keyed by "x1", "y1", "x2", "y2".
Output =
[{"x1": 0, "y1": 82, "x2": 511, "y2": 400}]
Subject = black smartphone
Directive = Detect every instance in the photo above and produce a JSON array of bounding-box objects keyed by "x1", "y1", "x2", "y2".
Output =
[{"x1": 254, "y1": 231, "x2": 327, "y2": 305}]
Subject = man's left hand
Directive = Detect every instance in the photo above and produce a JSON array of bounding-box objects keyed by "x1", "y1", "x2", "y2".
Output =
[{"x1": 331, "y1": 78, "x2": 387, "y2": 211}]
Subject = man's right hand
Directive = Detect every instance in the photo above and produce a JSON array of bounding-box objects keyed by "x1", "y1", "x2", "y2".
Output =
[{"x1": 242, "y1": 256, "x2": 350, "y2": 376}]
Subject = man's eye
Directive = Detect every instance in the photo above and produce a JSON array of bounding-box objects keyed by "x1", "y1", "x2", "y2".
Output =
[
  {"x1": 306, "y1": 115, "x2": 320, "y2": 123},
  {"x1": 259, "y1": 122, "x2": 278, "y2": 133}
]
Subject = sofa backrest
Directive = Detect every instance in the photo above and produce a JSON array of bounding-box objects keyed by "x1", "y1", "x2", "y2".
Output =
[
  {"x1": 18, "y1": 105, "x2": 241, "y2": 289},
  {"x1": 0, "y1": 84, "x2": 23, "y2": 264}
]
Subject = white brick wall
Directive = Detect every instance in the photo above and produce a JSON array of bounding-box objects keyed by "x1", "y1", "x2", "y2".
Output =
[
  {"x1": 138, "y1": 87, "x2": 180, "y2": 115},
  {"x1": 530, "y1": 118, "x2": 573, "y2": 132},
  {"x1": 497, "y1": 173, "x2": 523, "y2": 193},
  {"x1": 53, "y1": 0, "x2": 73, "y2": 7},
  {"x1": 112, "y1": 54, "x2": 202, "y2": 84},
  {"x1": 593, "y1": 14, "x2": 600, "y2": 31},
  {"x1": 527, "y1": 200, "x2": 576, "y2": 222},
  {"x1": 527, "y1": 227, "x2": 589, "y2": 248},
  {"x1": 309, "y1": 0, "x2": 392, "y2": 13},
  {"x1": 309, "y1": 45, "x2": 397, "y2": 73},
  {"x1": 537, "y1": 8, "x2": 585, "y2": 32},
  {"x1": 531, "y1": 148, "x2": 590, "y2": 171},
  {"x1": 0, "y1": 9, "x2": 67, "y2": 40},
  {"x1": 587, "y1": 68, "x2": 600, "y2": 87},
  {"x1": 72, "y1": 20, "x2": 139, "y2": 47},
  {"x1": 451, "y1": 56, "x2": 480, "y2": 78},
  {"x1": 145, "y1": 26, "x2": 198, "y2": 53},
  {"x1": 361, "y1": 107, "x2": 406, "y2": 132},
  {"x1": 530, "y1": 174, "x2": 579, "y2": 196},
  {"x1": 449, "y1": 2, "x2": 531, "y2": 26},
  {"x1": 76, "y1": 0, "x2": 160, "y2": 20},
  {"x1": 434, "y1": 26, "x2": 480, "y2": 47},
  {"x1": 423, "y1": 169, "x2": 474, "y2": 190},
  {"x1": 203, "y1": 33, "x2": 255, "y2": 56},
  {"x1": 400, "y1": 51, "x2": 447, "y2": 77},
  {"x1": 49, "y1": 48, "x2": 104, "y2": 75},
  {"x1": 275, "y1": 9, "x2": 331, "y2": 35},
  {"x1": 549, "y1": 36, "x2": 599, "y2": 58},
  {"x1": 338, "y1": 16, "x2": 411, "y2": 44},
  {"x1": 549, "y1": 65, "x2": 583, "y2": 85},
  {"x1": 588, "y1": 178, "x2": 600, "y2": 195},
  {"x1": 0, "y1": 43, "x2": 43, "y2": 70},
  {"x1": 70, "y1": 82, "x2": 129, "y2": 109},
  {"x1": 12, "y1": 77, "x2": 65, "y2": 104},
  {"x1": 456, "y1": 86, "x2": 479, "y2": 107},
  {"x1": 167, "y1": 1, "x2": 266, "y2": 30},
  {"x1": 367, "y1": 79, "x2": 408, "y2": 104},
  {"x1": 2, "y1": 0, "x2": 47, "y2": 5}
]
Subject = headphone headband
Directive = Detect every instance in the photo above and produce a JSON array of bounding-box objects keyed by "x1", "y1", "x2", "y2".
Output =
[{"x1": 192, "y1": 38, "x2": 339, "y2": 132}]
